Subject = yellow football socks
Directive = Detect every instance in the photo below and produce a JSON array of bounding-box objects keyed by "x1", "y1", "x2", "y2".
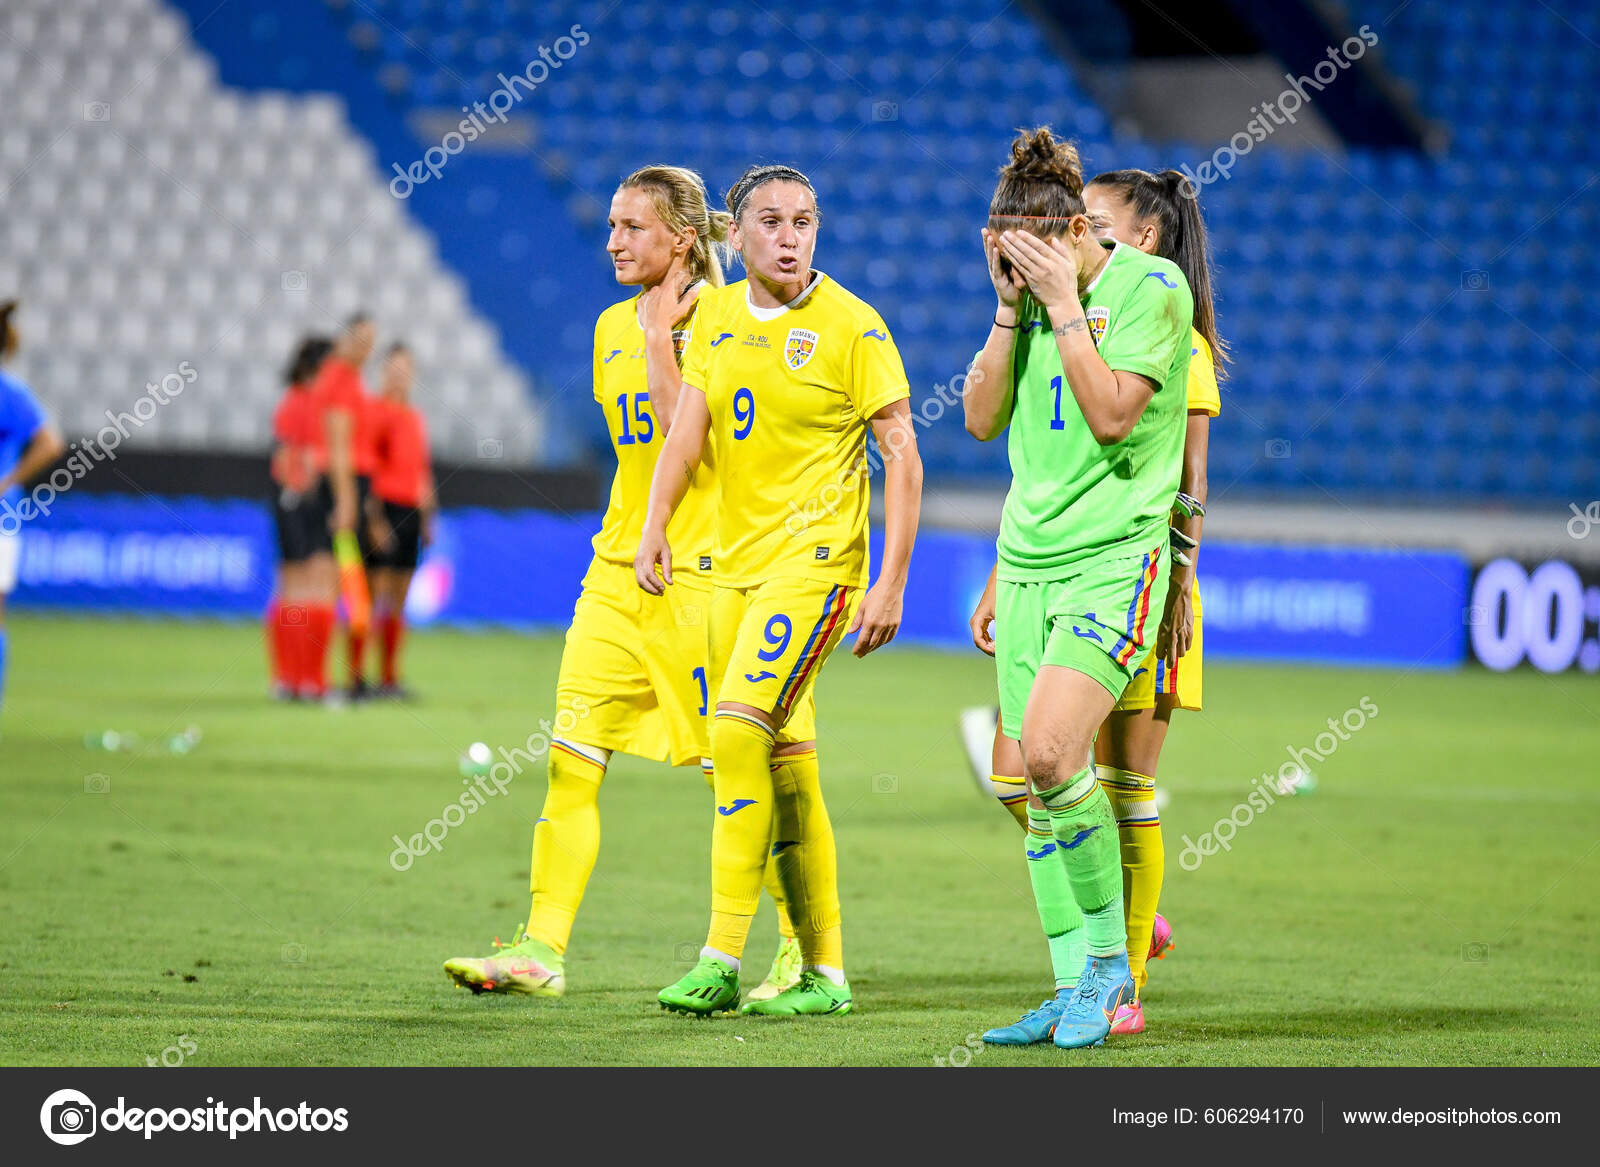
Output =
[
  {"x1": 990, "y1": 773, "x2": 1030, "y2": 828},
  {"x1": 769, "y1": 747, "x2": 842, "y2": 970},
  {"x1": 1098, "y1": 763, "x2": 1164, "y2": 993},
  {"x1": 525, "y1": 740, "x2": 609, "y2": 953},
  {"x1": 705, "y1": 710, "x2": 777, "y2": 960}
]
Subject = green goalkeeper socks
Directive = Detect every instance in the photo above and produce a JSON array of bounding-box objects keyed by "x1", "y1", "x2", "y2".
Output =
[
  {"x1": 1024, "y1": 804, "x2": 1086, "y2": 990},
  {"x1": 1038, "y1": 762, "x2": 1127, "y2": 957}
]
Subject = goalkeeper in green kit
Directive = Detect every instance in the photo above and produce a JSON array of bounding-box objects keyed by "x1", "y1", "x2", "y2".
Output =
[{"x1": 964, "y1": 128, "x2": 1192, "y2": 1049}]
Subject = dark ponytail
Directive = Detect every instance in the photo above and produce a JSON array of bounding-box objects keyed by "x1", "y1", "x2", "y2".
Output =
[
  {"x1": 284, "y1": 334, "x2": 334, "y2": 387},
  {"x1": 1088, "y1": 168, "x2": 1229, "y2": 378}
]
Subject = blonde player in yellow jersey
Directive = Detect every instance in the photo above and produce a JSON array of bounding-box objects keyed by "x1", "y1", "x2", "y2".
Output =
[
  {"x1": 636, "y1": 163, "x2": 923, "y2": 1016},
  {"x1": 969, "y1": 167, "x2": 1226, "y2": 1042},
  {"x1": 443, "y1": 165, "x2": 814, "y2": 998}
]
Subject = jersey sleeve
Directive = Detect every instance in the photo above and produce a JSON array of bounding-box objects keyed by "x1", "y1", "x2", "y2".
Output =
[
  {"x1": 845, "y1": 310, "x2": 910, "y2": 421},
  {"x1": 0, "y1": 381, "x2": 47, "y2": 443},
  {"x1": 1185, "y1": 331, "x2": 1221, "y2": 416},
  {"x1": 591, "y1": 315, "x2": 606, "y2": 405},
  {"x1": 1097, "y1": 267, "x2": 1192, "y2": 388}
]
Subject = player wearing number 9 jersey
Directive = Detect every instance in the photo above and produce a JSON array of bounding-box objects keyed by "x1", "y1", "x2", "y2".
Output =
[
  {"x1": 637, "y1": 163, "x2": 923, "y2": 1017},
  {"x1": 443, "y1": 165, "x2": 815, "y2": 999}
]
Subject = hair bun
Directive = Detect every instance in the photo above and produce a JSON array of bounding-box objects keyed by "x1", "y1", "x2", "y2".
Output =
[{"x1": 1005, "y1": 127, "x2": 1083, "y2": 192}]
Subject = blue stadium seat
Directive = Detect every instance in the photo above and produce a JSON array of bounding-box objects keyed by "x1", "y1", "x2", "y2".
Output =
[{"x1": 313, "y1": 0, "x2": 1596, "y2": 499}]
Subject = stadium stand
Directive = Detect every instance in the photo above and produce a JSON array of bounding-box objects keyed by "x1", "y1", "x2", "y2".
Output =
[
  {"x1": 0, "y1": 0, "x2": 542, "y2": 463},
  {"x1": 316, "y1": 0, "x2": 1598, "y2": 501},
  {"x1": 8, "y1": 0, "x2": 1595, "y2": 500}
]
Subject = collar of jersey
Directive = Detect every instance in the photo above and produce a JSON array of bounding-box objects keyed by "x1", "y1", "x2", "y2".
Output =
[
  {"x1": 1082, "y1": 241, "x2": 1121, "y2": 297},
  {"x1": 744, "y1": 270, "x2": 826, "y2": 321}
]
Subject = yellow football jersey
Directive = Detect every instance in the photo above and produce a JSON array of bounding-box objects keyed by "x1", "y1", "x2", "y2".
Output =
[
  {"x1": 680, "y1": 273, "x2": 909, "y2": 589},
  {"x1": 589, "y1": 294, "x2": 717, "y2": 573},
  {"x1": 1186, "y1": 329, "x2": 1221, "y2": 417}
]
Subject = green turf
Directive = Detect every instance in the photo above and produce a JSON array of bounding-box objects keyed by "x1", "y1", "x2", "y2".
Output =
[{"x1": 1, "y1": 614, "x2": 1596, "y2": 1067}]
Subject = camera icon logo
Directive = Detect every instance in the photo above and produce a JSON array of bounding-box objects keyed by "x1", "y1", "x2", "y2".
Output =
[
  {"x1": 1460, "y1": 270, "x2": 1489, "y2": 291},
  {"x1": 477, "y1": 437, "x2": 504, "y2": 460},
  {"x1": 1462, "y1": 604, "x2": 1488, "y2": 626},
  {"x1": 83, "y1": 102, "x2": 111, "y2": 122},
  {"x1": 1264, "y1": 438, "x2": 1291, "y2": 459},
  {"x1": 1461, "y1": 941, "x2": 1490, "y2": 962},
  {"x1": 281, "y1": 942, "x2": 307, "y2": 964},
  {"x1": 1567, "y1": 501, "x2": 1600, "y2": 540},
  {"x1": 281, "y1": 270, "x2": 308, "y2": 292},
  {"x1": 871, "y1": 100, "x2": 899, "y2": 122},
  {"x1": 84, "y1": 773, "x2": 110, "y2": 795},
  {"x1": 40, "y1": 1088, "x2": 97, "y2": 1145},
  {"x1": 673, "y1": 941, "x2": 699, "y2": 963},
  {"x1": 871, "y1": 773, "x2": 898, "y2": 794}
]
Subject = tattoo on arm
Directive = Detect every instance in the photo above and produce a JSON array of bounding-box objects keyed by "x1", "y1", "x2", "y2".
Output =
[{"x1": 1052, "y1": 319, "x2": 1088, "y2": 337}]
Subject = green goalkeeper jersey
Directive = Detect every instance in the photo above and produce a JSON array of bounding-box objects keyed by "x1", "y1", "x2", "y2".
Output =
[{"x1": 996, "y1": 241, "x2": 1193, "y2": 581}]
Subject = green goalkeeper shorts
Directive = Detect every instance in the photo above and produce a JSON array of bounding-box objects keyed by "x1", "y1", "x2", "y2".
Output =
[{"x1": 995, "y1": 543, "x2": 1172, "y2": 740}]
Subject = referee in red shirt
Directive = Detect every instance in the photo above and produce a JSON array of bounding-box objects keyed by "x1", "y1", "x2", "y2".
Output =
[
  {"x1": 310, "y1": 313, "x2": 379, "y2": 699},
  {"x1": 267, "y1": 334, "x2": 333, "y2": 698},
  {"x1": 365, "y1": 342, "x2": 435, "y2": 698}
]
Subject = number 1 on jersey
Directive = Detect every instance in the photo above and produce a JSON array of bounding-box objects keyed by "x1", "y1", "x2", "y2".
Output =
[{"x1": 1049, "y1": 375, "x2": 1065, "y2": 431}]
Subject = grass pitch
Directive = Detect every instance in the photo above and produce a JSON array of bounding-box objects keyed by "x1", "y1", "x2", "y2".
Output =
[{"x1": 1, "y1": 615, "x2": 1596, "y2": 1067}]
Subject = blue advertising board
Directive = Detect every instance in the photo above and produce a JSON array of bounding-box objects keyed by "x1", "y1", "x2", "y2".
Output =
[{"x1": 10, "y1": 494, "x2": 1470, "y2": 669}]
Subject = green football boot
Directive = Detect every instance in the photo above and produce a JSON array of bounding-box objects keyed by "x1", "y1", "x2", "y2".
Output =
[
  {"x1": 658, "y1": 957, "x2": 740, "y2": 1016},
  {"x1": 740, "y1": 969, "x2": 852, "y2": 1016}
]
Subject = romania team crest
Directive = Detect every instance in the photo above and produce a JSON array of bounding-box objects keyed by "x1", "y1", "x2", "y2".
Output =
[
  {"x1": 1085, "y1": 307, "x2": 1110, "y2": 347},
  {"x1": 784, "y1": 327, "x2": 819, "y2": 370}
]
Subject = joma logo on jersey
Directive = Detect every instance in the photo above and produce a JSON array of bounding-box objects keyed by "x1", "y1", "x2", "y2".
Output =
[
  {"x1": 1085, "y1": 306, "x2": 1110, "y2": 347},
  {"x1": 785, "y1": 328, "x2": 819, "y2": 370}
]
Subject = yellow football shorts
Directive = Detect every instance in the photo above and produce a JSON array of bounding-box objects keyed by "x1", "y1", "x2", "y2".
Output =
[
  {"x1": 554, "y1": 560, "x2": 817, "y2": 765},
  {"x1": 707, "y1": 576, "x2": 854, "y2": 738},
  {"x1": 1114, "y1": 575, "x2": 1204, "y2": 712},
  {"x1": 553, "y1": 558, "x2": 716, "y2": 767}
]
